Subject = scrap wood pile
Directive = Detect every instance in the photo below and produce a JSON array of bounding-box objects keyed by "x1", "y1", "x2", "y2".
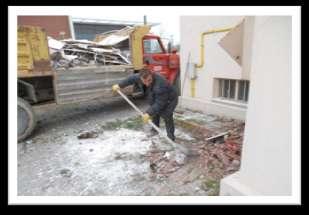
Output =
[{"x1": 48, "y1": 26, "x2": 133, "y2": 69}]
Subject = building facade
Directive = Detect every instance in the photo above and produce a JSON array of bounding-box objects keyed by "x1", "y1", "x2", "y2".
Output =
[
  {"x1": 180, "y1": 16, "x2": 293, "y2": 196},
  {"x1": 179, "y1": 16, "x2": 248, "y2": 120}
]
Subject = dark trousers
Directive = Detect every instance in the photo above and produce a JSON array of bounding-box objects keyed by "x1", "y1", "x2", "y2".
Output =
[
  {"x1": 151, "y1": 97, "x2": 178, "y2": 141},
  {"x1": 152, "y1": 114, "x2": 175, "y2": 141}
]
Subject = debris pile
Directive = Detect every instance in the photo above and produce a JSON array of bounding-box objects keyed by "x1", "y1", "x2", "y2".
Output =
[
  {"x1": 148, "y1": 150, "x2": 186, "y2": 175},
  {"x1": 48, "y1": 30, "x2": 131, "y2": 69},
  {"x1": 94, "y1": 26, "x2": 133, "y2": 46},
  {"x1": 148, "y1": 110, "x2": 245, "y2": 183},
  {"x1": 197, "y1": 138, "x2": 242, "y2": 180},
  {"x1": 188, "y1": 116, "x2": 244, "y2": 179}
]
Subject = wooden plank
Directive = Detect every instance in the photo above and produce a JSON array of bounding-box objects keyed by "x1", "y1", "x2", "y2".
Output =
[{"x1": 205, "y1": 132, "x2": 229, "y2": 142}]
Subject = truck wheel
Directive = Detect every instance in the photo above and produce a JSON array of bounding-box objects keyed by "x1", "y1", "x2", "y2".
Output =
[{"x1": 18, "y1": 97, "x2": 36, "y2": 142}]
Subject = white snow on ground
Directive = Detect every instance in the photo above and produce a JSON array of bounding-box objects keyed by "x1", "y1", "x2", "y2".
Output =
[
  {"x1": 18, "y1": 128, "x2": 154, "y2": 195},
  {"x1": 143, "y1": 121, "x2": 196, "y2": 141},
  {"x1": 68, "y1": 128, "x2": 152, "y2": 162},
  {"x1": 175, "y1": 110, "x2": 218, "y2": 123},
  {"x1": 62, "y1": 128, "x2": 153, "y2": 195},
  {"x1": 18, "y1": 100, "x2": 241, "y2": 196},
  {"x1": 175, "y1": 129, "x2": 195, "y2": 141},
  {"x1": 18, "y1": 103, "x2": 211, "y2": 196}
]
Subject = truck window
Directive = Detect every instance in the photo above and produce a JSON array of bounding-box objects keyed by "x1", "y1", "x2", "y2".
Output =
[{"x1": 143, "y1": 39, "x2": 163, "y2": 54}]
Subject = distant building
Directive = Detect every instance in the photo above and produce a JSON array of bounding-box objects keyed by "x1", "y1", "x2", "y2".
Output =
[
  {"x1": 72, "y1": 17, "x2": 160, "y2": 41},
  {"x1": 18, "y1": 16, "x2": 160, "y2": 41},
  {"x1": 18, "y1": 16, "x2": 73, "y2": 40}
]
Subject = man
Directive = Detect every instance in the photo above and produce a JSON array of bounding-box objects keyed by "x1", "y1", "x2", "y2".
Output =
[{"x1": 112, "y1": 68, "x2": 178, "y2": 141}]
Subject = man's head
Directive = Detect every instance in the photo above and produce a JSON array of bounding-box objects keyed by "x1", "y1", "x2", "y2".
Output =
[{"x1": 139, "y1": 68, "x2": 153, "y2": 87}]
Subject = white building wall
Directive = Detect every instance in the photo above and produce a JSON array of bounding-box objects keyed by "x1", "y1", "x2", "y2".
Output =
[
  {"x1": 241, "y1": 16, "x2": 255, "y2": 80},
  {"x1": 179, "y1": 16, "x2": 247, "y2": 120},
  {"x1": 220, "y1": 16, "x2": 292, "y2": 195}
]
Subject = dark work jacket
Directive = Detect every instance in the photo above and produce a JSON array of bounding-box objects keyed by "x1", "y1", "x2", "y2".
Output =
[{"x1": 118, "y1": 73, "x2": 178, "y2": 116}]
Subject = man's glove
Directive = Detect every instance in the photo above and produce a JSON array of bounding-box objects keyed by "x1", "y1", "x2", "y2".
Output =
[
  {"x1": 142, "y1": 113, "x2": 151, "y2": 123},
  {"x1": 112, "y1": 84, "x2": 120, "y2": 92}
]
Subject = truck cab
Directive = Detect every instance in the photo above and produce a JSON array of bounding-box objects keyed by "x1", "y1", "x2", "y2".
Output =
[{"x1": 142, "y1": 34, "x2": 180, "y2": 85}]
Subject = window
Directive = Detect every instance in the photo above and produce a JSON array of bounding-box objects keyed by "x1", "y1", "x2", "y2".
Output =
[
  {"x1": 143, "y1": 39, "x2": 163, "y2": 54},
  {"x1": 218, "y1": 79, "x2": 250, "y2": 102},
  {"x1": 238, "y1": 80, "x2": 250, "y2": 102},
  {"x1": 219, "y1": 79, "x2": 236, "y2": 99}
]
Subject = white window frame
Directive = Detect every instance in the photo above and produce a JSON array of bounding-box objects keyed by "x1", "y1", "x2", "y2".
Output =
[{"x1": 215, "y1": 78, "x2": 249, "y2": 105}]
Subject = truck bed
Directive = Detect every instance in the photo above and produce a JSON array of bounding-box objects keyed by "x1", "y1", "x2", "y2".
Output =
[{"x1": 54, "y1": 65, "x2": 134, "y2": 104}]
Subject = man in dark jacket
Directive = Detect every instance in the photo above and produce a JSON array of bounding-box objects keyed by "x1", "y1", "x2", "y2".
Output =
[{"x1": 112, "y1": 68, "x2": 178, "y2": 141}]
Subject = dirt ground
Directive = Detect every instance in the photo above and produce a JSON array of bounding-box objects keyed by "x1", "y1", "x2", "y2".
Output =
[{"x1": 18, "y1": 97, "x2": 244, "y2": 196}]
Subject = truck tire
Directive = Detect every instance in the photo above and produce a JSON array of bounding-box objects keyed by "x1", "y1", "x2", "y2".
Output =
[{"x1": 18, "y1": 97, "x2": 36, "y2": 142}]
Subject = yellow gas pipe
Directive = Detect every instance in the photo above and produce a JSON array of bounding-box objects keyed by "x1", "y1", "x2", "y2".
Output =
[{"x1": 191, "y1": 27, "x2": 234, "y2": 97}]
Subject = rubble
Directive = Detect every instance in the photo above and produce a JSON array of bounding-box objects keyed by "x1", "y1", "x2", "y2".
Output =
[
  {"x1": 48, "y1": 30, "x2": 131, "y2": 69},
  {"x1": 205, "y1": 131, "x2": 229, "y2": 143},
  {"x1": 94, "y1": 26, "x2": 133, "y2": 45},
  {"x1": 173, "y1": 152, "x2": 187, "y2": 165},
  {"x1": 111, "y1": 111, "x2": 245, "y2": 190},
  {"x1": 172, "y1": 110, "x2": 245, "y2": 181},
  {"x1": 60, "y1": 168, "x2": 73, "y2": 178},
  {"x1": 77, "y1": 130, "x2": 99, "y2": 139}
]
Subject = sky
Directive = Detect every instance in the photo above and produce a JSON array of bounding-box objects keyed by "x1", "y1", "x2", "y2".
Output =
[
  {"x1": 69, "y1": 9, "x2": 180, "y2": 44},
  {"x1": 12, "y1": 6, "x2": 299, "y2": 46}
]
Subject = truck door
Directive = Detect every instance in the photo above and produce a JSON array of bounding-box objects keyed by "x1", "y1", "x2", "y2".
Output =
[{"x1": 142, "y1": 37, "x2": 170, "y2": 79}]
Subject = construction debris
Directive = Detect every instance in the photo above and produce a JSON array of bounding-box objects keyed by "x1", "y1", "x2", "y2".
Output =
[
  {"x1": 77, "y1": 130, "x2": 99, "y2": 139},
  {"x1": 205, "y1": 131, "x2": 229, "y2": 143},
  {"x1": 94, "y1": 26, "x2": 134, "y2": 45},
  {"x1": 48, "y1": 31, "x2": 131, "y2": 69},
  {"x1": 146, "y1": 109, "x2": 245, "y2": 184}
]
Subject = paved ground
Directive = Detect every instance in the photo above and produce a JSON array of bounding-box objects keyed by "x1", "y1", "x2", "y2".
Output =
[{"x1": 18, "y1": 97, "x2": 244, "y2": 196}]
